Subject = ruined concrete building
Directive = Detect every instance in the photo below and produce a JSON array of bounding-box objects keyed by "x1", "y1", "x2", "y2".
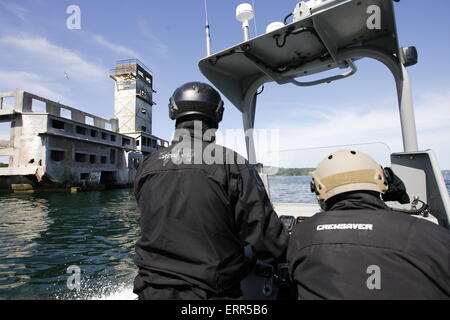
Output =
[{"x1": 0, "y1": 59, "x2": 168, "y2": 192}]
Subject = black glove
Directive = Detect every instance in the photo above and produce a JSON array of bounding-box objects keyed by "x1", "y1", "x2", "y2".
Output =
[{"x1": 382, "y1": 167, "x2": 410, "y2": 204}]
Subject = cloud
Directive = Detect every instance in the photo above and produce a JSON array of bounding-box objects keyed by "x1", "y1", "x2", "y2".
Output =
[
  {"x1": 216, "y1": 88, "x2": 450, "y2": 168},
  {"x1": 91, "y1": 34, "x2": 140, "y2": 59},
  {"x1": 138, "y1": 19, "x2": 169, "y2": 57},
  {"x1": 257, "y1": 88, "x2": 450, "y2": 168},
  {"x1": 0, "y1": 71, "x2": 66, "y2": 102},
  {"x1": 0, "y1": 34, "x2": 107, "y2": 82},
  {"x1": 0, "y1": 1, "x2": 28, "y2": 22}
]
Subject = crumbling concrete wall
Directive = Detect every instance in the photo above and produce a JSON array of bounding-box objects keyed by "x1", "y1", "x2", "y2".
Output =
[{"x1": 0, "y1": 90, "x2": 167, "y2": 190}]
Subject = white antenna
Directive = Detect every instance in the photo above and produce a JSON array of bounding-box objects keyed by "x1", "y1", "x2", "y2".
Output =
[
  {"x1": 236, "y1": 3, "x2": 255, "y2": 42},
  {"x1": 251, "y1": 0, "x2": 258, "y2": 37},
  {"x1": 204, "y1": 0, "x2": 212, "y2": 56}
]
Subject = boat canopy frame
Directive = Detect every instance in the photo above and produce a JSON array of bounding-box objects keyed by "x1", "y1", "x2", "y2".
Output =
[
  {"x1": 199, "y1": 0, "x2": 417, "y2": 163},
  {"x1": 199, "y1": 0, "x2": 450, "y2": 227}
]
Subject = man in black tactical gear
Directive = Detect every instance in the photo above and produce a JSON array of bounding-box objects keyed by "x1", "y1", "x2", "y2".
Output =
[
  {"x1": 133, "y1": 82, "x2": 288, "y2": 300},
  {"x1": 288, "y1": 149, "x2": 450, "y2": 300}
]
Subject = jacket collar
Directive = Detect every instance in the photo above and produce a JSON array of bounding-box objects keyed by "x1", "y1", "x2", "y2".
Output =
[
  {"x1": 172, "y1": 120, "x2": 216, "y2": 144},
  {"x1": 326, "y1": 191, "x2": 390, "y2": 211}
]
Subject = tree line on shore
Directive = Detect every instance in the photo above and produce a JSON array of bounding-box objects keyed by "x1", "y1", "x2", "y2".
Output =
[
  {"x1": 267, "y1": 167, "x2": 450, "y2": 177},
  {"x1": 0, "y1": 161, "x2": 448, "y2": 176},
  {"x1": 262, "y1": 167, "x2": 315, "y2": 176}
]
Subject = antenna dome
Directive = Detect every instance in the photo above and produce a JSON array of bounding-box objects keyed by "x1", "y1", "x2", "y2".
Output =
[
  {"x1": 266, "y1": 22, "x2": 285, "y2": 33},
  {"x1": 236, "y1": 3, "x2": 254, "y2": 22}
]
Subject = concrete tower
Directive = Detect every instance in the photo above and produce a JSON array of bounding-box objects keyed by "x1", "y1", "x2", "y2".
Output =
[{"x1": 110, "y1": 59, "x2": 155, "y2": 135}]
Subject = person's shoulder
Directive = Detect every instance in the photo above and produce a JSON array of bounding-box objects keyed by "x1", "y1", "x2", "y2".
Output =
[
  {"x1": 369, "y1": 209, "x2": 450, "y2": 250},
  {"x1": 137, "y1": 145, "x2": 175, "y2": 173},
  {"x1": 290, "y1": 212, "x2": 325, "y2": 235},
  {"x1": 378, "y1": 208, "x2": 448, "y2": 233},
  {"x1": 409, "y1": 215, "x2": 450, "y2": 239},
  {"x1": 144, "y1": 146, "x2": 173, "y2": 163},
  {"x1": 215, "y1": 144, "x2": 250, "y2": 168}
]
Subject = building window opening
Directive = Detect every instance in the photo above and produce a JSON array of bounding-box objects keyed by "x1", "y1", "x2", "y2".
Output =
[
  {"x1": 86, "y1": 116, "x2": 94, "y2": 126},
  {"x1": 0, "y1": 121, "x2": 11, "y2": 140},
  {"x1": 0, "y1": 156, "x2": 10, "y2": 167},
  {"x1": 101, "y1": 132, "x2": 107, "y2": 140},
  {"x1": 60, "y1": 108, "x2": 72, "y2": 120},
  {"x1": 105, "y1": 122, "x2": 112, "y2": 131},
  {"x1": 80, "y1": 173, "x2": 90, "y2": 180},
  {"x1": 90, "y1": 155, "x2": 96, "y2": 164},
  {"x1": 1, "y1": 96, "x2": 15, "y2": 110},
  {"x1": 110, "y1": 149, "x2": 116, "y2": 164},
  {"x1": 76, "y1": 126, "x2": 87, "y2": 135},
  {"x1": 75, "y1": 153, "x2": 86, "y2": 162},
  {"x1": 136, "y1": 139, "x2": 140, "y2": 147},
  {"x1": 50, "y1": 150, "x2": 65, "y2": 162},
  {"x1": 111, "y1": 135, "x2": 116, "y2": 142},
  {"x1": 122, "y1": 138, "x2": 131, "y2": 146},
  {"x1": 31, "y1": 99, "x2": 46, "y2": 113},
  {"x1": 51, "y1": 119, "x2": 65, "y2": 130},
  {"x1": 141, "y1": 126, "x2": 147, "y2": 132},
  {"x1": 91, "y1": 130, "x2": 98, "y2": 138},
  {"x1": 101, "y1": 156, "x2": 107, "y2": 164}
]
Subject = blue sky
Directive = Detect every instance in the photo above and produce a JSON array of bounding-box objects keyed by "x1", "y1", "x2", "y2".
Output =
[{"x1": 1, "y1": 0, "x2": 450, "y2": 168}]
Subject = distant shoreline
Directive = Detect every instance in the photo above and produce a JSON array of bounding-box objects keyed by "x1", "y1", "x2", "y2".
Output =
[
  {"x1": 1, "y1": 163, "x2": 449, "y2": 175},
  {"x1": 265, "y1": 168, "x2": 315, "y2": 176},
  {"x1": 269, "y1": 168, "x2": 450, "y2": 177}
]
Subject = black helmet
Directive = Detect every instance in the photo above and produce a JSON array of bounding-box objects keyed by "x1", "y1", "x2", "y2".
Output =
[{"x1": 169, "y1": 82, "x2": 224, "y2": 125}]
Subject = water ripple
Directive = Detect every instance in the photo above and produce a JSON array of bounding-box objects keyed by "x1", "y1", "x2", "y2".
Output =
[{"x1": 0, "y1": 177, "x2": 449, "y2": 299}]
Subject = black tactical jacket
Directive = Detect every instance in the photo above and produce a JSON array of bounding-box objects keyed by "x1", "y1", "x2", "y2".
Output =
[
  {"x1": 288, "y1": 192, "x2": 450, "y2": 300},
  {"x1": 133, "y1": 125, "x2": 288, "y2": 296}
]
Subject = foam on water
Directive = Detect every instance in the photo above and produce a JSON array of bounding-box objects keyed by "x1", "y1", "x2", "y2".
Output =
[
  {"x1": 53, "y1": 274, "x2": 138, "y2": 300},
  {"x1": 90, "y1": 285, "x2": 137, "y2": 300},
  {"x1": 54, "y1": 284, "x2": 137, "y2": 300}
]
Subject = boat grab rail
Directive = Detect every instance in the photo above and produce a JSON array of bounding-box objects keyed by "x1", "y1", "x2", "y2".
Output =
[{"x1": 289, "y1": 59, "x2": 357, "y2": 87}]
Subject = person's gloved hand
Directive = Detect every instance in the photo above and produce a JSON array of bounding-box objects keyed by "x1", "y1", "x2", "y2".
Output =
[{"x1": 382, "y1": 167, "x2": 411, "y2": 204}]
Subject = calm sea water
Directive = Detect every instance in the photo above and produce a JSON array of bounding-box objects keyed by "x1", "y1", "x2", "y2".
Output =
[{"x1": 1, "y1": 175, "x2": 449, "y2": 300}]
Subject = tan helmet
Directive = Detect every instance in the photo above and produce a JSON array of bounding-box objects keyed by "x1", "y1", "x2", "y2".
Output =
[{"x1": 311, "y1": 149, "x2": 389, "y2": 201}]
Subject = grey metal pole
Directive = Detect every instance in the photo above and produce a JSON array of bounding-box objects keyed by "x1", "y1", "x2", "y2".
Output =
[
  {"x1": 205, "y1": 25, "x2": 212, "y2": 56},
  {"x1": 242, "y1": 94, "x2": 257, "y2": 164},
  {"x1": 337, "y1": 47, "x2": 419, "y2": 153},
  {"x1": 243, "y1": 21, "x2": 250, "y2": 41},
  {"x1": 204, "y1": 0, "x2": 212, "y2": 56},
  {"x1": 242, "y1": 117, "x2": 256, "y2": 164},
  {"x1": 397, "y1": 64, "x2": 419, "y2": 152}
]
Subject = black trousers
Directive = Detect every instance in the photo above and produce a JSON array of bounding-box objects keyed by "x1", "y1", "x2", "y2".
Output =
[{"x1": 137, "y1": 284, "x2": 243, "y2": 300}]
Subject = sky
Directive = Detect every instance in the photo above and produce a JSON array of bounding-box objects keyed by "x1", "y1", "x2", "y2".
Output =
[{"x1": 0, "y1": 0, "x2": 450, "y2": 168}]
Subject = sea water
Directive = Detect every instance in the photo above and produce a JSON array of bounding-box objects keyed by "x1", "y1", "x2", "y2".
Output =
[{"x1": 1, "y1": 176, "x2": 449, "y2": 300}]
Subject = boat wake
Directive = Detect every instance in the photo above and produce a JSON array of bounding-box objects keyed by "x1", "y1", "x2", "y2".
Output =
[
  {"x1": 55, "y1": 277, "x2": 137, "y2": 300},
  {"x1": 90, "y1": 285, "x2": 137, "y2": 300}
]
